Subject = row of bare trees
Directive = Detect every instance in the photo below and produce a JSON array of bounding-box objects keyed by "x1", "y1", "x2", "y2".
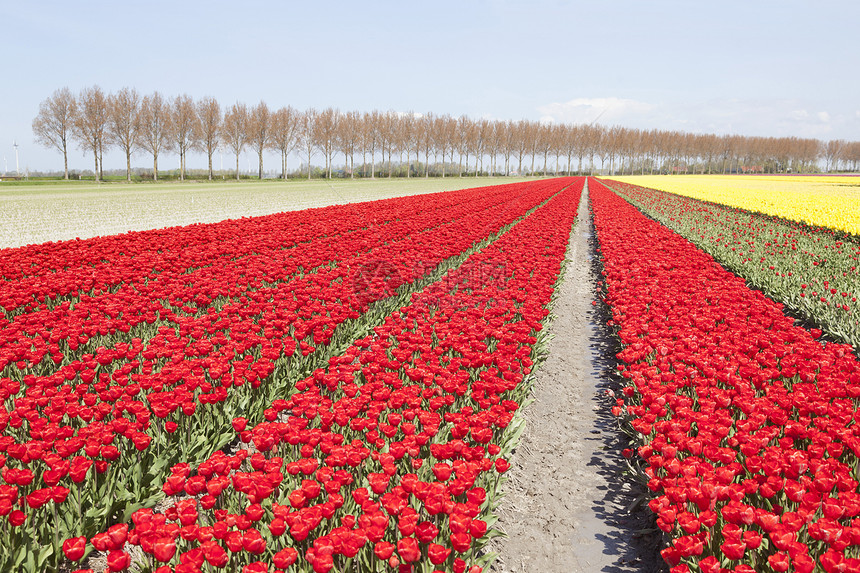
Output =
[{"x1": 33, "y1": 86, "x2": 860, "y2": 181}]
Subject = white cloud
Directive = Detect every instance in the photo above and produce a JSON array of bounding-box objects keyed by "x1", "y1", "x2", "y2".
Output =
[
  {"x1": 817, "y1": 111, "x2": 830, "y2": 123},
  {"x1": 536, "y1": 97, "x2": 654, "y2": 125}
]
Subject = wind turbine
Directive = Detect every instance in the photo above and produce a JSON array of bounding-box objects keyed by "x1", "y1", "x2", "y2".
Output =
[{"x1": 13, "y1": 141, "x2": 20, "y2": 176}]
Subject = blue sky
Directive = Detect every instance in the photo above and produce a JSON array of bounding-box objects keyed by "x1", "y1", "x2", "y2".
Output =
[{"x1": 2, "y1": 0, "x2": 858, "y2": 173}]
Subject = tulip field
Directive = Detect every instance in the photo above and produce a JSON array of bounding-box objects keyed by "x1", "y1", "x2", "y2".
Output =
[
  {"x1": 611, "y1": 174, "x2": 860, "y2": 236},
  {"x1": 0, "y1": 178, "x2": 581, "y2": 573},
  {"x1": 591, "y1": 177, "x2": 860, "y2": 573},
  {"x1": 2, "y1": 175, "x2": 859, "y2": 573}
]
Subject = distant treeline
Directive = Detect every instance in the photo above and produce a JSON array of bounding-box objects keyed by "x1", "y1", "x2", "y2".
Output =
[{"x1": 33, "y1": 86, "x2": 860, "y2": 181}]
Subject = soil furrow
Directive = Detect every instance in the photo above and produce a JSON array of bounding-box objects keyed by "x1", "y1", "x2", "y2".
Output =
[{"x1": 489, "y1": 180, "x2": 664, "y2": 573}]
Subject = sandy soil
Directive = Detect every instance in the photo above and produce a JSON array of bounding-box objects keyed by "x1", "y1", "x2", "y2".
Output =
[{"x1": 487, "y1": 181, "x2": 666, "y2": 573}]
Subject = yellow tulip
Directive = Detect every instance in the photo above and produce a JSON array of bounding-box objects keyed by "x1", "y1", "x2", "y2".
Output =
[{"x1": 611, "y1": 175, "x2": 860, "y2": 236}]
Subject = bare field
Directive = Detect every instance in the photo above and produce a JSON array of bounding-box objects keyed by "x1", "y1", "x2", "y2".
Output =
[{"x1": 0, "y1": 177, "x2": 542, "y2": 249}]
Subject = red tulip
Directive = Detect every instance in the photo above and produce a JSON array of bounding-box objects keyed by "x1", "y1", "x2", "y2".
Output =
[
  {"x1": 397, "y1": 537, "x2": 420, "y2": 563},
  {"x1": 63, "y1": 536, "x2": 87, "y2": 561},
  {"x1": 153, "y1": 537, "x2": 176, "y2": 562},
  {"x1": 374, "y1": 541, "x2": 394, "y2": 560},
  {"x1": 242, "y1": 529, "x2": 266, "y2": 554},
  {"x1": 106, "y1": 550, "x2": 130, "y2": 572},
  {"x1": 273, "y1": 547, "x2": 298, "y2": 568}
]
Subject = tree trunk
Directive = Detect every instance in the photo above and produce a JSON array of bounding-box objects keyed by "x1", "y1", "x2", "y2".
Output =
[
  {"x1": 93, "y1": 149, "x2": 100, "y2": 182},
  {"x1": 126, "y1": 150, "x2": 132, "y2": 182},
  {"x1": 236, "y1": 153, "x2": 241, "y2": 181},
  {"x1": 208, "y1": 152, "x2": 213, "y2": 180},
  {"x1": 258, "y1": 148, "x2": 264, "y2": 180},
  {"x1": 153, "y1": 154, "x2": 159, "y2": 182},
  {"x1": 63, "y1": 145, "x2": 69, "y2": 180}
]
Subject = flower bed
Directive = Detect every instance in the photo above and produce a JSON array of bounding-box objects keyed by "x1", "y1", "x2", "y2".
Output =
[
  {"x1": 600, "y1": 178, "x2": 859, "y2": 350},
  {"x1": 590, "y1": 177, "x2": 860, "y2": 573},
  {"x1": 68, "y1": 180, "x2": 584, "y2": 573}
]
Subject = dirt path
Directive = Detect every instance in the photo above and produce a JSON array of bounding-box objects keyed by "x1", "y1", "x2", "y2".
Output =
[{"x1": 488, "y1": 180, "x2": 665, "y2": 573}]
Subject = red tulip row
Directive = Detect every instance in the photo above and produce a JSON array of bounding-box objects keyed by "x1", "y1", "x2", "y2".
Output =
[
  {"x1": 599, "y1": 178, "x2": 860, "y2": 349},
  {"x1": 66, "y1": 180, "x2": 584, "y2": 573},
  {"x1": 0, "y1": 181, "x2": 560, "y2": 362},
  {"x1": 0, "y1": 184, "x2": 532, "y2": 304},
  {"x1": 590, "y1": 177, "x2": 860, "y2": 572},
  {"x1": 0, "y1": 179, "x2": 577, "y2": 572}
]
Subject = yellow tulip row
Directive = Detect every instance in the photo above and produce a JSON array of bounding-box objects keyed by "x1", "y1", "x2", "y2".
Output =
[{"x1": 611, "y1": 174, "x2": 860, "y2": 236}]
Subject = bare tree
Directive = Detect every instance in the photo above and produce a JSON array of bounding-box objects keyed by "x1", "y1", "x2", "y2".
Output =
[
  {"x1": 73, "y1": 86, "x2": 109, "y2": 181},
  {"x1": 196, "y1": 97, "x2": 221, "y2": 180},
  {"x1": 500, "y1": 120, "x2": 515, "y2": 175},
  {"x1": 474, "y1": 118, "x2": 491, "y2": 176},
  {"x1": 549, "y1": 124, "x2": 564, "y2": 175},
  {"x1": 417, "y1": 113, "x2": 434, "y2": 178},
  {"x1": 536, "y1": 123, "x2": 553, "y2": 175},
  {"x1": 248, "y1": 101, "x2": 272, "y2": 179},
  {"x1": 512, "y1": 120, "x2": 531, "y2": 175},
  {"x1": 107, "y1": 87, "x2": 142, "y2": 181},
  {"x1": 336, "y1": 110, "x2": 361, "y2": 179},
  {"x1": 223, "y1": 102, "x2": 249, "y2": 181},
  {"x1": 433, "y1": 115, "x2": 456, "y2": 178},
  {"x1": 32, "y1": 87, "x2": 77, "y2": 180},
  {"x1": 377, "y1": 112, "x2": 396, "y2": 178},
  {"x1": 49, "y1": 91, "x2": 860, "y2": 179},
  {"x1": 171, "y1": 94, "x2": 198, "y2": 181},
  {"x1": 484, "y1": 119, "x2": 501, "y2": 176},
  {"x1": 824, "y1": 140, "x2": 845, "y2": 172},
  {"x1": 313, "y1": 108, "x2": 339, "y2": 178},
  {"x1": 270, "y1": 106, "x2": 300, "y2": 179},
  {"x1": 455, "y1": 116, "x2": 473, "y2": 177},
  {"x1": 299, "y1": 108, "x2": 317, "y2": 179},
  {"x1": 139, "y1": 92, "x2": 172, "y2": 181},
  {"x1": 399, "y1": 112, "x2": 417, "y2": 178},
  {"x1": 361, "y1": 111, "x2": 380, "y2": 178}
]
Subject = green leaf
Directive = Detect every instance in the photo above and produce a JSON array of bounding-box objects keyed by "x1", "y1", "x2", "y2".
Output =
[
  {"x1": 146, "y1": 456, "x2": 170, "y2": 480},
  {"x1": 132, "y1": 461, "x2": 143, "y2": 489},
  {"x1": 63, "y1": 509, "x2": 77, "y2": 535},
  {"x1": 23, "y1": 551, "x2": 36, "y2": 573},
  {"x1": 122, "y1": 501, "x2": 148, "y2": 523},
  {"x1": 36, "y1": 545, "x2": 54, "y2": 569},
  {"x1": 13, "y1": 546, "x2": 27, "y2": 568},
  {"x1": 84, "y1": 504, "x2": 111, "y2": 520}
]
